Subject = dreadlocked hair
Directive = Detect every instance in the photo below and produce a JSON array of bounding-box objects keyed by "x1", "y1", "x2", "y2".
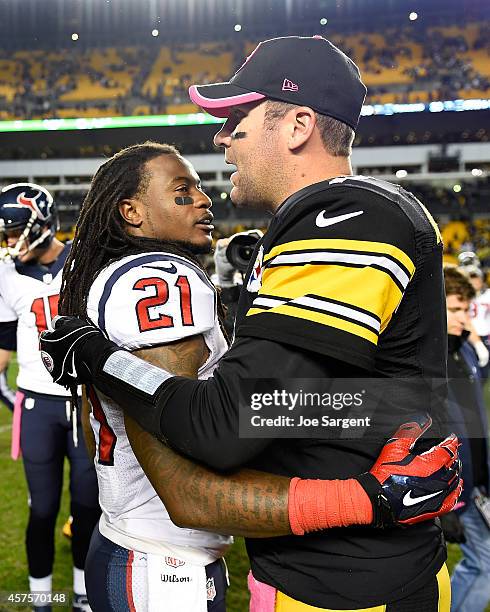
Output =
[{"x1": 59, "y1": 141, "x2": 229, "y2": 341}]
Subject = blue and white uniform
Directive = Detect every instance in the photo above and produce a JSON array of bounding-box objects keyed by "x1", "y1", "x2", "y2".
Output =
[
  {"x1": 85, "y1": 252, "x2": 231, "y2": 612},
  {"x1": 0, "y1": 248, "x2": 99, "y2": 594}
]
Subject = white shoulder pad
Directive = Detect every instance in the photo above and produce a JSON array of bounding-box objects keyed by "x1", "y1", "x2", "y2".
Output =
[{"x1": 87, "y1": 253, "x2": 216, "y2": 350}]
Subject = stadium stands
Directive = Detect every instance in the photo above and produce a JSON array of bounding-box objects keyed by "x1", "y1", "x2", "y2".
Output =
[
  {"x1": 0, "y1": 22, "x2": 488, "y2": 121},
  {"x1": 0, "y1": 3, "x2": 487, "y2": 269}
]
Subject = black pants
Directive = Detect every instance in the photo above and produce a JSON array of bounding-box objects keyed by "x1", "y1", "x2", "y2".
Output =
[{"x1": 20, "y1": 390, "x2": 100, "y2": 578}]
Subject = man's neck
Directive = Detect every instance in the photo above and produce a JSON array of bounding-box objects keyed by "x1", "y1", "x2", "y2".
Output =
[{"x1": 270, "y1": 158, "x2": 353, "y2": 213}]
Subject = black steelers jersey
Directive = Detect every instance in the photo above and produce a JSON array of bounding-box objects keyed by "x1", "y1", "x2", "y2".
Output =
[
  {"x1": 234, "y1": 176, "x2": 448, "y2": 608},
  {"x1": 236, "y1": 175, "x2": 446, "y2": 380}
]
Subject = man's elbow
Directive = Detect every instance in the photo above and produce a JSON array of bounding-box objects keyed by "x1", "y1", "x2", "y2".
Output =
[
  {"x1": 167, "y1": 508, "x2": 193, "y2": 529},
  {"x1": 166, "y1": 505, "x2": 208, "y2": 531}
]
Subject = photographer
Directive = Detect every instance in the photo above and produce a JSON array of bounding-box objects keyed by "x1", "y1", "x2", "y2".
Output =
[{"x1": 213, "y1": 229, "x2": 263, "y2": 336}]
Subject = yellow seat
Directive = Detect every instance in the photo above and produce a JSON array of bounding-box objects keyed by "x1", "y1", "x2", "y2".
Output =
[
  {"x1": 441, "y1": 221, "x2": 469, "y2": 252},
  {"x1": 133, "y1": 105, "x2": 150, "y2": 116},
  {"x1": 166, "y1": 103, "x2": 200, "y2": 115}
]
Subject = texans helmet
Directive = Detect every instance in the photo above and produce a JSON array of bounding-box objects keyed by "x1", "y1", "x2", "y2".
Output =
[{"x1": 0, "y1": 183, "x2": 58, "y2": 259}]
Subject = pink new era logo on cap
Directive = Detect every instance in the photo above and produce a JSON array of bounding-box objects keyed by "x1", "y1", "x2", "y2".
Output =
[{"x1": 282, "y1": 78, "x2": 299, "y2": 92}]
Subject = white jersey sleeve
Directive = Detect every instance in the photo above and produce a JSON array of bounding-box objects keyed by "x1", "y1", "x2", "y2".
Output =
[
  {"x1": 0, "y1": 265, "x2": 17, "y2": 322},
  {"x1": 87, "y1": 252, "x2": 216, "y2": 350},
  {"x1": 0, "y1": 292, "x2": 16, "y2": 322}
]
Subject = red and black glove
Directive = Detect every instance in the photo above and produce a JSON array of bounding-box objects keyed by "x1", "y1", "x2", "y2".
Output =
[{"x1": 355, "y1": 415, "x2": 463, "y2": 527}]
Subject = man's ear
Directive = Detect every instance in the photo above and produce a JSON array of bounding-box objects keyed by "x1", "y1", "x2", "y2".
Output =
[
  {"x1": 287, "y1": 106, "x2": 317, "y2": 151},
  {"x1": 119, "y1": 198, "x2": 143, "y2": 228}
]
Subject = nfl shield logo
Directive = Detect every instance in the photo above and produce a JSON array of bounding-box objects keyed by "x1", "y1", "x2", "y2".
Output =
[
  {"x1": 206, "y1": 577, "x2": 216, "y2": 601},
  {"x1": 40, "y1": 351, "x2": 54, "y2": 373},
  {"x1": 165, "y1": 556, "x2": 185, "y2": 568}
]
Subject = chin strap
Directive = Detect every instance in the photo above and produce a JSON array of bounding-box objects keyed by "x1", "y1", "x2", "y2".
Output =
[{"x1": 0, "y1": 211, "x2": 52, "y2": 261}]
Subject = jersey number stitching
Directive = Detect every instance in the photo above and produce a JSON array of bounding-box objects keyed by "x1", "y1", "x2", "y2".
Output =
[
  {"x1": 88, "y1": 385, "x2": 116, "y2": 466},
  {"x1": 133, "y1": 275, "x2": 194, "y2": 332},
  {"x1": 31, "y1": 294, "x2": 59, "y2": 333}
]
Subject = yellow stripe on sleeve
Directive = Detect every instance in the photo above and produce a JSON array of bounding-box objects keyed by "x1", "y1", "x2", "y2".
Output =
[
  {"x1": 264, "y1": 238, "x2": 415, "y2": 277},
  {"x1": 246, "y1": 304, "x2": 379, "y2": 345},
  {"x1": 259, "y1": 264, "x2": 403, "y2": 332}
]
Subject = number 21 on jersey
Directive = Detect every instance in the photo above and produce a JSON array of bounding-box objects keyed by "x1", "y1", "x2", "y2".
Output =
[{"x1": 134, "y1": 275, "x2": 194, "y2": 332}]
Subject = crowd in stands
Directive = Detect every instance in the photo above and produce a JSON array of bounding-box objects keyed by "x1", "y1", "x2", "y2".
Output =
[
  {"x1": 439, "y1": 217, "x2": 490, "y2": 269},
  {"x1": 351, "y1": 24, "x2": 490, "y2": 104},
  {"x1": 0, "y1": 45, "x2": 156, "y2": 120},
  {"x1": 0, "y1": 21, "x2": 488, "y2": 121}
]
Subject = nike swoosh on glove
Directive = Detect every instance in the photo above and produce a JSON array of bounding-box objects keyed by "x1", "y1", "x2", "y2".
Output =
[
  {"x1": 355, "y1": 414, "x2": 463, "y2": 527},
  {"x1": 39, "y1": 315, "x2": 122, "y2": 387}
]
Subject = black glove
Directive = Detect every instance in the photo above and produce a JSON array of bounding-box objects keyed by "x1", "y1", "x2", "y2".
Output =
[
  {"x1": 39, "y1": 315, "x2": 122, "y2": 387},
  {"x1": 440, "y1": 511, "x2": 466, "y2": 543},
  {"x1": 356, "y1": 415, "x2": 463, "y2": 527}
]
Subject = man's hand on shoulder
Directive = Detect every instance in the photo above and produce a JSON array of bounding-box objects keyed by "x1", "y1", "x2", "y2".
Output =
[{"x1": 39, "y1": 315, "x2": 122, "y2": 387}]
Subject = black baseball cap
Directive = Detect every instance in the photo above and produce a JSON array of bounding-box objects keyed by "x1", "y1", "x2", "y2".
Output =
[{"x1": 189, "y1": 35, "x2": 367, "y2": 130}]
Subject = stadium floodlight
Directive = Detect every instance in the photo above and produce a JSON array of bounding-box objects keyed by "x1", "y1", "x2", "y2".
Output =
[
  {"x1": 409, "y1": 12, "x2": 418, "y2": 21},
  {"x1": 395, "y1": 169, "x2": 408, "y2": 179},
  {"x1": 234, "y1": 24, "x2": 242, "y2": 32},
  {"x1": 152, "y1": 29, "x2": 159, "y2": 37},
  {"x1": 453, "y1": 184, "x2": 462, "y2": 193},
  {"x1": 71, "y1": 33, "x2": 79, "y2": 41},
  {"x1": 320, "y1": 18, "x2": 328, "y2": 25},
  {"x1": 471, "y1": 168, "x2": 483, "y2": 177}
]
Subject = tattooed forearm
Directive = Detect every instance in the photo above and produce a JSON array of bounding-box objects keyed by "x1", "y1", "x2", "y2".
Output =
[
  {"x1": 125, "y1": 415, "x2": 292, "y2": 538},
  {"x1": 126, "y1": 333, "x2": 292, "y2": 537},
  {"x1": 133, "y1": 334, "x2": 209, "y2": 378}
]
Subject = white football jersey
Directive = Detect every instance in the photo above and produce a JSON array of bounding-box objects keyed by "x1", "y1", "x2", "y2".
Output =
[
  {"x1": 471, "y1": 288, "x2": 490, "y2": 337},
  {"x1": 86, "y1": 252, "x2": 232, "y2": 564},
  {"x1": 0, "y1": 288, "x2": 16, "y2": 323},
  {"x1": 0, "y1": 247, "x2": 72, "y2": 396}
]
